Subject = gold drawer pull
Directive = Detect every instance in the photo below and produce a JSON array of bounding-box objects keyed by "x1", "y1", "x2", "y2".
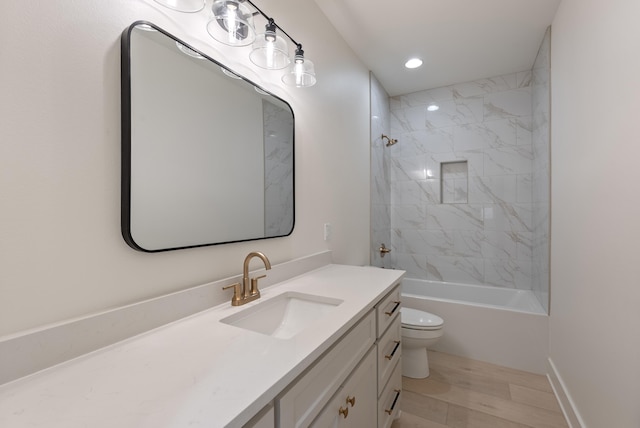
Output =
[
  {"x1": 384, "y1": 341, "x2": 401, "y2": 360},
  {"x1": 384, "y1": 389, "x2": 401, "y2": 415},
  {"x1": 346, "y1": 395, "x2": 356, "y2": 407},
  {"x1": 384, "y1": 301, "x2": 401, "y2": 316},
  {"x1": 338, "y1": 406, "x2": 349, "y2": 418}
]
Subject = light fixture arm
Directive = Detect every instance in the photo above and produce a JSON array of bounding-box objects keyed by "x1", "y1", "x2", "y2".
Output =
[{"x1": 244, "y1": 0, "x2": 300, "y2": 47}]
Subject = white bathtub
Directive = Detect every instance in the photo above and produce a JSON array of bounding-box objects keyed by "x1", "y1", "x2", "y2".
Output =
[
  {"x1": 402, "y1": 279, "x2": 546, "y2": 314},
  {"x1": 400, "y1": 278, "x2": 549, "y2": 374}
]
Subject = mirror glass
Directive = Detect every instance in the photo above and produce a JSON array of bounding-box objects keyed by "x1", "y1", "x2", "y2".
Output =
[{"x1": 121, "y1": 22, "x2": 294, "y2": 252}]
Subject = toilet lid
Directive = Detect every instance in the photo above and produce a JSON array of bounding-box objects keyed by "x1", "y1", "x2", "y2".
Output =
[{"x1": 401, "y1": 307, "x2": 444, "y2": 330}]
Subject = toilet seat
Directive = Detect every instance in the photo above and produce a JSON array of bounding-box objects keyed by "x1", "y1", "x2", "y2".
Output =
[{"x1": 401, "y1": 307, "x2": 444, "y2": 331}]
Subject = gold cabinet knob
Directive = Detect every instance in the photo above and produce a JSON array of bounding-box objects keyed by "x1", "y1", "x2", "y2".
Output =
[
  {"x1": 346, "y1": 396, "x2": 355, "y2": 407},
  {"x1": 338, "y1": 406, "x2": 349, "y2": 418}
]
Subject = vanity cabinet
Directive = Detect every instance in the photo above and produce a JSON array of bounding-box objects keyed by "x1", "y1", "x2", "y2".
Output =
[
  {"x1": 309, "y1": 349, "x2": 377, "y2": 428},
  {"x1": 274, "y1": 283, "x2": 402, "y2": 428}
]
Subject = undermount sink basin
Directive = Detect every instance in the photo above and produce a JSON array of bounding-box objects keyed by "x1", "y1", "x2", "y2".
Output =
[{"x1": 220, "y1": 292, "x2": 343, "y2": 339}]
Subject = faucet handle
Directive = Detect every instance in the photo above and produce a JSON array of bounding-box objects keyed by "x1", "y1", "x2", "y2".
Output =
[
  {"x1": 250, "y1": 274, "x2": 266, "y2": 297},
  {"x1": 222, "y1": 282, "x2": 243, "y2": 306}
]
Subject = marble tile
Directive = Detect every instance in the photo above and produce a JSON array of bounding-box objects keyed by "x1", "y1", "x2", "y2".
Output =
[
  {"x1": 398, "y1": 86, "x2": 456, "y2": 108},
  {"x1": 392, "y1": 129, "x2": 457, "y2": 158},
  {"x1": 516, "y1": 231, "x2": 534, "y2": 261},
  {"x1": 468, "y1": 175, "x2": 518, "y2": 204},
  {"x1": 420, "y1": 180, "x2": 443, "y2": 204},
  {"x1": 426, "y1": 256, "x2": 485, "y2": 284},
  {"x1": 484, "y1": 88, "x2": 532, "y2": 120},
  {"x1": 372, "y1": 204, "x2": 391, "y2": 229},
  {"x1": 427, "y1": 151, "x2": 484, "y2": 178},
  {"x1": 453, "y1": 119, "x2": 517, "y2": 151},
  {"x1": 421, "y1": 230, "x2": 485, "y2": 258},
  {"x1": 480, "y1": 230, "x2": 531, "y2": 262},
  {"x1": 516, "y1": 71, "x2": 533, "y2": 88},
  {"x1": 451, "y1": 73, "x2": 518, "y2": 98},
  {"x1": 420, "y1": 230, "x2": 455, "y2": 256},
  {"x1": 392, "y1": 130, "x2": 430, "y2": 158},
  {"x1": 516, "y1": 174, "x2": 533, "y2": 203},
  {"x1": 442, "y1": 178, "x2": 468, "y2": 204},
  {"x1": 370, "y1": 75, "x2": 391, "y2": 246},
  {"x1": 383, "y1": 63, "x2": 548, "y2": 302},
  {"x1": 391, "y1": 105, "x2": 428, "y2": 133},
  {"x1": 484, "y1": 145, "x2": 533, "y2": 176},
  {"x1": 390, "y1": 155, "x2": 429, "y2": 182},
  {"x1": 530, "y1": 27, "x2": 551, "y2": 312},
  {"x1": 391, "y1": 204, "x2": 427, "y2": 229},
  {"x1": 483, "y1": 203, "x2": 533, "y2": 233},
  {"x1": 426, "y1": 204, "x2": 484, "y2": 232},
  {"x1": 391, "y1": 181, "x2": 427, "y2": 206},
  {"x1": 425, "y1": 97, "x2": 484, "y2": 129},
  {"x1": 515, "y1": 116, "x2": 533, "y2": 146},
  {"x1": 395, "y1": 252, "x2": 429, "y2": 279},
  {"x1": 389, "y1": 95, "x2": 402, "y2": 110},
  {"x1": 484, "y1": 258, "x2": 533, "y2": 289}
]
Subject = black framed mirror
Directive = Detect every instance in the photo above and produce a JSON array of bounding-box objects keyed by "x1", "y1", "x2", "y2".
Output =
[{"x1": 121, "y1": 21, "x2": 294, "y2": 252}]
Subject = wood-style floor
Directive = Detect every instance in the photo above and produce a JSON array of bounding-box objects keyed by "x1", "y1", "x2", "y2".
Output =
[{"x1": 391, "y1": 351, "x2": 569, "y2": 428}]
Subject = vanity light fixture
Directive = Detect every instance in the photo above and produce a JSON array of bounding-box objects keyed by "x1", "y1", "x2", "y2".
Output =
[
  {"x1": 153, "y1": 0, "x2": 317, "y2": 87},
  {"x1": 249, "y1": 19, "x2": 290, "y2": 70},
  {"x1": 404, "y1": 58, "x2": 423, "y2": 69},
  {"x1": 152, "y1": 0, "x2": 205, "y2": 13},
  {"x1": 207, "y1": 0, "x2": 256, "y2": 46},
  {"x1": 282, "y1": 46, "x2": 316, "y2": 88}
]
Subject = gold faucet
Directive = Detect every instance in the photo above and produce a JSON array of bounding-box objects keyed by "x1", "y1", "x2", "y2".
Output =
[{"x1": 222, "y1": 251, "x2": 272, "y2": 306}]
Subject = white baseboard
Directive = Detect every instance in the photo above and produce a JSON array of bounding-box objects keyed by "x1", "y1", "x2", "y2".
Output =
[{"x1": 547, "y1": 357, "x2": 586, "y2": 428}]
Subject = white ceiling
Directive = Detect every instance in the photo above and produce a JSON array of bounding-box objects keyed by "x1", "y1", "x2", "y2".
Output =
[{"x1": 315, "y1": 0, "x2": 561, "y2": 96}]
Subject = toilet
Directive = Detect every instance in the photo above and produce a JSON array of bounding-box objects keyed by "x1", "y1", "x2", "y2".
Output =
[{"x1": 400, "y1": 307, "x2": 444, "y2": 378}]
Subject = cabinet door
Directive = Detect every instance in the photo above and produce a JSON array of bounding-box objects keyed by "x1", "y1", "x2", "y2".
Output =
[
  {"x1": 310, "y1": 349, "x2": 377, "y2": 428},
  {"x1": 278, "y1": 312, "x2": 376, "y2": 428}
]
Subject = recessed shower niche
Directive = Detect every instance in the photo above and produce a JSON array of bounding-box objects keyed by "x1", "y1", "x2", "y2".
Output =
[{"x1": 440, "y1": 161, "x2": 468, "y2": 204}]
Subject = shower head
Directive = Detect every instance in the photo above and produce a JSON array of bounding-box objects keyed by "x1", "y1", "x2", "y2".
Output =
[{"x1": 381, "y1": 134, "x2": 398, "y2": 147}]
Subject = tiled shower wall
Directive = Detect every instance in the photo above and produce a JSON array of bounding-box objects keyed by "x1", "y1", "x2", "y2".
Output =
[
  {"x1": 387, "y1": 71, "x2": 536, "y2": 289},
  {"x1": 531, "y1": 28, "x2": 551, "y2": 312},
  {"x1": 370, "y1": 73, "x2": 393, "y2": 268},
  {"x1": 372, "y1": 35, "x2": 550, "y2": 302}
]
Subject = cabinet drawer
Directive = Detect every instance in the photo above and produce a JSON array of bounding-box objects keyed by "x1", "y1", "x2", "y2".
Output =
[
  {"x1": 376, "y1": 285, "x2": 401, "y2": 337},
  {"x1": 377, "y1": 314, "x2": 401, "y2": 396},
  {"x1": 278, "y1": 310, "x2": 376, "y2": 428},
  {"x1": 378, "y1": 361, "x2": 402, "y2": 428},
  {"x1": 310, "y1": 348, "x2": 377, "y2": 428}
]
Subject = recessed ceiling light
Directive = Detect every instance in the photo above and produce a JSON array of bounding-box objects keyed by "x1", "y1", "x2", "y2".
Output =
[
  {"x1": 405, "y1": 58, "x2": 423, "y2": 69},
  {"x1": 427, "y1": 104, "x2": 440, "y2": 112}
]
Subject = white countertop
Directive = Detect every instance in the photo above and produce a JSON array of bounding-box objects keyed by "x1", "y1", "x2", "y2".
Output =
[{"x1": 0, "y1": 264, "x2": 404, "y2": 428}]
